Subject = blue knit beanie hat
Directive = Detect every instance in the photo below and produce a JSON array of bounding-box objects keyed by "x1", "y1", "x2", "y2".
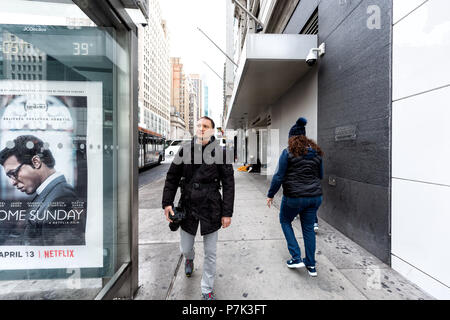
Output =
[{"x1": 288, "y1": 117, "x2": 307, "y2": 138}]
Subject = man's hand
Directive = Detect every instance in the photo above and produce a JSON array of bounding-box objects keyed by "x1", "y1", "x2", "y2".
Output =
[
  {"x1": 267, "y1": 198, "x2": 273, "y2": 208},
  {"x1": 221, "y1": 217, "x2": 231, "y2": 228},
  {"x1": 164, "y1": 205, "x2": 175, "y2": 222}
]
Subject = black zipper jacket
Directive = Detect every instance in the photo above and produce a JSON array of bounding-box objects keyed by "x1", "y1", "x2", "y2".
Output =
[{"x1": 162, "y1": 136, "x2": 235, "y2": 235}]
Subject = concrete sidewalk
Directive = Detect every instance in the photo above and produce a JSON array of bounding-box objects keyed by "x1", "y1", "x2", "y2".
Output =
[{"x1": 135, "y1": 169, "x2": 434, "y2": 300}]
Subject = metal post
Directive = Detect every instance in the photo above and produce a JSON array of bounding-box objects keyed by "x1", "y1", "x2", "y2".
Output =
[
  {"x1": 197, "y1": 27, "x2": 238, "y2": 67},
  {"x1": 232, "y1": 0, "x2": 265, "y2": 28},
  {"x1": 202, "y1": 61, "x2": 234, "y2": 91}
]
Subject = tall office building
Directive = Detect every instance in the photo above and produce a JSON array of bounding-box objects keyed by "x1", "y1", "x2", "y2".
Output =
[
  {"x1": 170, "y1": 65, "x2": 204, "y2": 137},
  {"x1": 170, "y1": 57, "x2": 182, "y2": 117},
  {"x1": 169, "y1": 57, "x2": 188, "y2": 140},
  {"x1": 170, "y1": 58, "x2": 187, "y2": 123},
  {"x1": 203, "y1": 83, "x2": 209, "y2": 117},
  {"x1": 170, "y1": 57, "x2": 194, "y2": 138},
  {"x1": 189, "y1": 73, "x2": 202, "y2": 120},
  {"x1": 138, "y1": 0, "x2": 171, "y2": 138},
  {"x1": 187, "y1": 81, "x2": 197, "y2": 136},
  {"x1": 182, "y1": 74, "x2": 192, "y2": 136},
  {"x1": 1, "y1": 30, "x2": 47, "y2": 81}
]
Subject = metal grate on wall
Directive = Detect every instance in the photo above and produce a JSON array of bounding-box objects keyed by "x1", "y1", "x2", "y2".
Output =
[{"x1": 300, "y1": 8, "x2": 318, "y2": 35}]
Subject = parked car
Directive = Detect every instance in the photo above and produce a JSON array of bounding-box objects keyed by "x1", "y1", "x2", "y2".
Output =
[{"x1": 165, "y1": 139, "x2": 190, "y2": 157}]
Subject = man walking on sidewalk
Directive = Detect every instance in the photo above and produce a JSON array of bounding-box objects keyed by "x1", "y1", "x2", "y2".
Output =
[{"x1": 162, "y1": 116, "x2": 235, "y2": 300}]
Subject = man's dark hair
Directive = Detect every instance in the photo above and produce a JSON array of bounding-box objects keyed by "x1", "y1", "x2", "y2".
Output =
[
  {"x1": 0, "y1": 135, "x2": 55, "y2": 168},
  {"x1": 199, "y1": 116, "x2": 215, "y2": 129}
]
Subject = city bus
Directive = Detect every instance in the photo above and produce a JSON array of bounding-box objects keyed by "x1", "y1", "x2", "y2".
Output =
[{"x1": 138, "y1": 126, "x2": 165, "y2": 170}]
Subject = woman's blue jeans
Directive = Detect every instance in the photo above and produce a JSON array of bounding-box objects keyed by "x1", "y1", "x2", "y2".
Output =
[{"x1": 279, "y1": 195, "x2": 322, "y2": 267}]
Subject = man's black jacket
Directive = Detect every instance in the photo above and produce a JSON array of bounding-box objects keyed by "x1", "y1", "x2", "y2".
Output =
[{"x1": 162, "y1": 137, "x2": 235, "y2": 236}]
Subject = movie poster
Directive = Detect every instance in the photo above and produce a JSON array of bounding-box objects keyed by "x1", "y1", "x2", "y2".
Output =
[{"x1": 0, "y1": 80, "x2": 103, "y2": 270}]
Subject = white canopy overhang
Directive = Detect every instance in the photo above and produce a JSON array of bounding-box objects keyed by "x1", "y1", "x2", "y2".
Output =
[{"x1": 225, "y1": 34, "x2": 318, "y2": 129}]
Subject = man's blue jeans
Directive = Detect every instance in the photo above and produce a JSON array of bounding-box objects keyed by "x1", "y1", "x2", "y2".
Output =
[{"x1": 279, "y1": 195, "x2": 322, "y2": 267}]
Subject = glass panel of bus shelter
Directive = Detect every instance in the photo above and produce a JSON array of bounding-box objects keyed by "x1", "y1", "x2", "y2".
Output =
[{"x1": 0, "y1": 0, "x2": 131, "y2": 299}]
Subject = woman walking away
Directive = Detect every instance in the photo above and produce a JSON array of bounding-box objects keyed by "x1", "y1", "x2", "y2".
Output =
[{"x1": 266, "y1": 117, "x2": 323, "y2": 277}]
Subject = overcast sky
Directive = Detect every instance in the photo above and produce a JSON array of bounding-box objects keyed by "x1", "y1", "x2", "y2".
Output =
[{"x1": 159, "y1": 0, "x2": 227, "y2": 127}]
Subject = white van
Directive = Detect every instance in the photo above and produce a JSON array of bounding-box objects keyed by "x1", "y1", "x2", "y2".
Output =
[{"x1": 165, "y1": 139, "x2": 190, "y2": 157}]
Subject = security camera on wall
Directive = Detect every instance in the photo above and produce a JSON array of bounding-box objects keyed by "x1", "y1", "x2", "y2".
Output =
[
  {"x1": 305, "y1": 50, "x2": 318, "y2": 66},
  {"x1": 306, "y1": 43, "x2": 326, "y2": 66}
]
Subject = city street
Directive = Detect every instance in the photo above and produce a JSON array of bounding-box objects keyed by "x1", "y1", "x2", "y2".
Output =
[
  {"x1": 0, "y1": 0, "x2": 447, "y2": 301},
  {"x1": 135, "y1": 163, "x2": 433, "y2": 300},
  {"x1": 139, "y1": 162, "x2": 171, "y2": 189}
]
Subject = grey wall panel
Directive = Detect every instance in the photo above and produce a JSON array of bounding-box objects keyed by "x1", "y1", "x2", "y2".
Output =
[
  {"x1": 319, "y1": 117, "x2": 389, "y2": 187},
  {"x1": 316, "y1": 0, "x2": 392, "y2": 263},
  {"x1": 319, "y1": 178, "x2": 390, "y2": 264},
  {"x1": 319, "y1": 0, "x2": 364, "y2": 41},
  {"x1": 284, "y1": 0, "x2": 319, "y2": 34}
]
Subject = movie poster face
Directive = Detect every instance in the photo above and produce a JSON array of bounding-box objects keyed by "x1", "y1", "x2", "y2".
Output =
[{"x1": 0, "y1": 81, "x2": 103, "y2": 270}]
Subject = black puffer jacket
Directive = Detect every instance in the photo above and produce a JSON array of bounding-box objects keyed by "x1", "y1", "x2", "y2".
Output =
[
  {"x1": 162, "y1": 137, "x2": 235, "y2": 236},
  {"x1": 267, "y1": 148, "x2": 323, "y2": 199},
  {"x1": 282, "y1": 150, "x2": 323, "y2": 197}
]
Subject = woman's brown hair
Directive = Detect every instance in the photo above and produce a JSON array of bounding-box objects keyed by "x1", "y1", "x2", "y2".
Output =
[{"x1": 288, "y1": 135, "x2": 323, "y2": 158}]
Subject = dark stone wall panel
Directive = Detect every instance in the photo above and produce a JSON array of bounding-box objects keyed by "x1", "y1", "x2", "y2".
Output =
[
  {"x1": 285, "y1": 0, "x2": 393, "y2": 263},
  {"x1": 319, "y1": 0, "x2": 364, "y2": 41},
  {"x1": 320, "y1": 116, "x2": 390, "y2": 187},
  {"x1": 317, "y1": 0, "x2": 392, "y2": 263},
  {"x1": 319, "y1": 178, "x2": 390, "y2": 264}
]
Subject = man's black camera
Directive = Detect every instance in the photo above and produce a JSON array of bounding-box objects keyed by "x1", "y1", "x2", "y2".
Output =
[{"x1": 169, "y1": 206, "x2": 185, "y2": 232}]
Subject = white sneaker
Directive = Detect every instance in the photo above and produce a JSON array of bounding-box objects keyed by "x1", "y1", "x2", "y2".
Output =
[
  {"x1": 314, "y1": 223, "x2": 319, "y2": 233},
  {"x1": 286, "y1": 259, "x2": 305, "y2": 269},
  {"x1": 306, "y1": 266, "x2": 317, "y2": 277}
]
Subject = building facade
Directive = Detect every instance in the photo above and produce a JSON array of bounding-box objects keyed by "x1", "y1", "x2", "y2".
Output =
[
  {"x1": 224, "y1": 0, "x2": 450, "y2": 299},
  {"x1": 181, "y1": 74, "x2": 191, "y2": 131},
  {"x1": 170, "y1": 57, "x2": 183, "y2": 119},
  {"x1": 169, "y1": 59, "x2": 203, "y2": 138},
  {"x1": 189, "y1": 74, "x2": 203, "y2": 120},
  {"x1": 170, "y1": 57, "x2": 189, "y2": 138},
  {"x1": 188, "y1": 84, "x2": 198, "y2": 136},
  {"x1": 203, "y1": 83, "x2": 209, "y2": 117},
  {"x1": 138, "y1": 0, "x2": 171, "y2": 138},
  {"x1": 1, "y1": 31, "x2": 47, "y2": 81}
]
